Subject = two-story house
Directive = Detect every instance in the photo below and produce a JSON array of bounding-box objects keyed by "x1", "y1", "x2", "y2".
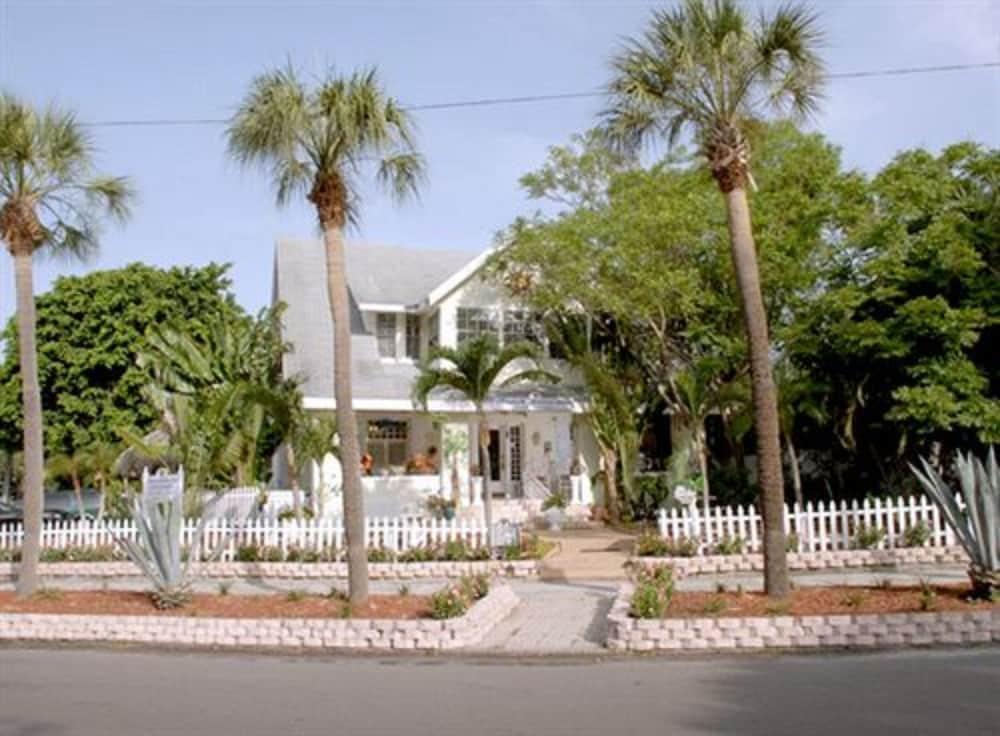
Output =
[{"x1": 272, "y1": 238, "x2": 599, "y2": 517}]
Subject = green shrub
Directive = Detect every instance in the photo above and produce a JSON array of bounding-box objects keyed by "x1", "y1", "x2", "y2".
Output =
[
  {"x1": 458, "y1": 573, "x2": 490, "y2": 602},
  {"x1": 628, "y1": 564, "x2": 675, "y2": 618},
  {"x1": 541, "y1": 492, "x2": 568, "y2": 511},
  {"x1": 277, "y1": 506, "x2": 314, "y2": 522},
  {"x1": 397, "y1": 545, "x2": 436, "y2": 563},
  {"x1": 713, "y1": 536, "x2": 745, "y2": 556},
  {"x1": 902, "y1": 522, "x2": 931, "y2": 548},
  {"x1": 635, "y1": 532, "x2": 669, "y2": 557},
  {"x1": 0, "y1": 548, "x2": 20, "y2": 562},
  {"x1": 852, "y1": 524, "x2": 886, "y2": 550},
  {"x1": 429, "y1": 574, "x2": 491, "y2": 620},
  {"x1": 630, "y1": 582, "x2": 666, "y2": 618},
  {"x1": 430, "y1": 586, "x2": 470, "y2": 619},
  {"x1": 624, "y1": 473, "x2": 673, "y2": 522},
  {"x1": 664, "y1": 536, "x2": 699, "y2": 557},
  {"x1": 285, "y1": 546, "x2": 322, "y2": 563},
  {"x1": 702, "y1": 597, "x2": 728, "y2": 615},
  {"x1": 367, "y1": 546, "x2": 395, "y2": 563},
  {"x1": 235, "y1": 545, "x2": 260, "y2": 562},
  {"x1": 785, "y1": 532, "x2": 801, "y2": 553},
  {"x1": 285, "y1": 589, "x2": 307, "y2": 602}
]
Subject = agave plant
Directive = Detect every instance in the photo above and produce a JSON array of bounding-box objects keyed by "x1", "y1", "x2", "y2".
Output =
[
  {"x1": 116, "y1": 493, "x2": 236, "y2": 609},
  {"x1": 911, "y1": 449, "x2": 998, "y2": 599}
]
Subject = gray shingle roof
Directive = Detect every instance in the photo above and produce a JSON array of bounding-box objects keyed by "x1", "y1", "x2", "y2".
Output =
[{"x1": 273, "y1": 238, "x2": 479, "y2": 400}]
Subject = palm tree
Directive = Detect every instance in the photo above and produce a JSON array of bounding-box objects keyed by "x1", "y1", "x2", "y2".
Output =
[
  {"x1": 412, "y1": 336, "x2": 557, "y2": 546},
  {"x1": 46, "y1": 449, "x2": 91, "y2": 520},
  {"x1": 0, "y1": 96, "x2": 133, "y2": 596},
  {"x1": 227, "y1": 66, "x2": 424, "y2": 605},
  {"x1": 604, "y1": 0, "x2": 824, "y2": 597}
]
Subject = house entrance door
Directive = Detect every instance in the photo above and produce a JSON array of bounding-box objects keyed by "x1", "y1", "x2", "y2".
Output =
[{"x1": 485, "y1": 424, "x2": 523, "y2": 498}]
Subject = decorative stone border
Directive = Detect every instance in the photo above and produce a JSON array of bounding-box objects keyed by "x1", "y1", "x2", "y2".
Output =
[
  {"x1": 630, "y1": 546, "x2": 968, "y2": 578},
  {"x1": 606, "y1": 584, "x2": 997, "y2": 652},
  {"x1": 0, "y1": 584, "x2": 518, "y2": 651},
  {"x1": 0, "y1": 559, "x2": 541, "y2": 581}
]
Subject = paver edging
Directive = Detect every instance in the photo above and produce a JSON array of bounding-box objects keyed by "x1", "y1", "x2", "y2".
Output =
[
  {"x1": 0, "y1": 559, "x2": 541, "y2": 581},
  {"x1": 629, "y1": 546, "x2": 968, "y2": 578},
  {"x1": 0, "y1": 583, "x2": 519, "y2": 652},
  {"x1": 605, "y1": 583, "x2": 998, "y2": 652}
]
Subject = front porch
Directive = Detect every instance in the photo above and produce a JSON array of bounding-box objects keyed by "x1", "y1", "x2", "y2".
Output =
[{"x1": 296, "y1": 408, "x2": 601, "y2": 519}]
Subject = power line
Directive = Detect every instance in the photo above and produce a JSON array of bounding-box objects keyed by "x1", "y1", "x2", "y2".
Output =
[{"x1": 82, "y1": 60, "x2": 1000, "y2": 129}]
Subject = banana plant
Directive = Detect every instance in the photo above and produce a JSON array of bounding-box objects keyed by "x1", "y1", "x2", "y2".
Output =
[
  {"x1": 116, "y1": 492, "x2": 239, "y2": 609},
  {"x1": 911, "y1": 448, "x2": 998, "y2": 599}
]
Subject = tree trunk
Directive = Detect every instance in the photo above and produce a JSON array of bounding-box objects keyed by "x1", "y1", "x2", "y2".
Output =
[
  {"x1": 72, "y1": 471, "x2": 86, "y2": 520},
  {"x1": 321, "y1": 224, "x2": 367, "y2": 605},
  {"x1": 785, "y1": 429, "x2": 804, "y2": 508},
  {"x1": 602, "y1": 447, "x2": 619, "y2": 523},
  {"x1": 696, "y1": 430, "x2": 710, "y2": 518},
  {"x1": 287, "y1": 443, "x2": 303, "y2": 522},
  {"x1": 13, "y1": 250, "x2": 44, "y2": 598},
  {"x1": 478, "y1": 414, "x2": 494, "y2": 549},
  {"x1": 722, "y1": 186, "x2": 789, "y2": 599}
]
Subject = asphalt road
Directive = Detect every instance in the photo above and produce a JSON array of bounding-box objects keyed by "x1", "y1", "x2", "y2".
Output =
[{"x1": 1, "y1": 646, "x2": 997, "y2": 736}]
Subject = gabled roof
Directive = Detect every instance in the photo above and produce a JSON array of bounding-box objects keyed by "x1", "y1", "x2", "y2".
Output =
[
  {"x1": 276, "y1": 238, "x2": 480, "y2": 309},
  {"x1": 273, "y1": 238, "x2": 484, "y2": 401}
]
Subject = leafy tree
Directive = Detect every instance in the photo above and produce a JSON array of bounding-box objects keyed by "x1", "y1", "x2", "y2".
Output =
[
  {"x1": 602, "y1": 0, "x2": 825, "y2": 597},
  {"x1": 0, "y1": 95, "x2": 133, "y2": 596},
  {"x1": 0, "y1": 263, "x2": 244, "y2": 458},
  {"x1": 412, "y1": 336, "x2": 557, "y2": 545},
  {"x1": 129, "y1": 306, "x2": 294, "y2": 509},
  {"x1": 789, "y1": 143, "x2": 1000, "y2": 484},
  {"x1": 228, "y1": 65, "x2": 424, "y2": 605}
]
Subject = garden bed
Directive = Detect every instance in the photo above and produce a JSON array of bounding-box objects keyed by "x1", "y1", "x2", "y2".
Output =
[
  {"x1": 0, "y1": 558, "x2": 542, "y2": 581},
  {"x1": 629, "y1": 546, "x2": 968, "y2": 578},
  {"x1": 0, "y1": 590, "x2": 431, "y2": 619},
  {"x1": 607, "y1": 582, "x2": 998, "y2": 653},
  {"x1": 0, "y1": 583, "x2": 519, "y2": 651}
]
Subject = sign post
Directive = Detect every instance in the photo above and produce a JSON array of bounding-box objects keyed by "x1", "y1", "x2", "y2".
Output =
[{"x1": 142, "y1": 466, "x2": 184, "y2": 507}]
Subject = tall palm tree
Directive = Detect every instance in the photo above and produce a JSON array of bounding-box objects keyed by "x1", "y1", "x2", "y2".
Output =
[
  {"x1": 412, "y1": 336, "x2": 557, "y2": 546},
  {"x1": 604, "y1": 0, "x2": 824, "y2": 597},
  {"x1": 0, "y1": 95, "x2": 132, "y2": 596},
  {"x1": 227, "y1": 66, "x2": 424, "y2": 604}
]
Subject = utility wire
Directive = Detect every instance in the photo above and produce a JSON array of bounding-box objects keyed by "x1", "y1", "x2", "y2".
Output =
[{"x1": 82, "y1": 60, "x2": 1000, "y2": 129}]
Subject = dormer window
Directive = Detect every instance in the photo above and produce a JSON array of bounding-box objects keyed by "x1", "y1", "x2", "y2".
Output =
[{"x1": 376, "y1": 313, "x2": 397, "y2": 358}]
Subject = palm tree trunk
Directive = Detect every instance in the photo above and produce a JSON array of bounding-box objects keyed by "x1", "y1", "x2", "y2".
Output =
[
  {"x1": 697, "y1": 430, "x2": 710, "y2": 518},
  {"x1": 722, "y1": 186, "x2": 789, "y2": 598},
  {"x1": 785, "y1": 429, "x2": 804, "y2": 508},
  {"x1": 602, "y1": 447, "x2": 619, "y2": 523},
  {"x1": 321, "y1": 223, "x2": 368, "y2": 605},
  {"x1": 287, "y1": 443, "x2": 303, "y2": 522},
  {"x1": 13, "y1": 250, "x2": 44, "y2": 598},
  {"x1": 72, "y1": 472, "x2": 85, "y2": 520},
  {"x1": 478, "y1": 414, "x2": 494, "y2": 548}
]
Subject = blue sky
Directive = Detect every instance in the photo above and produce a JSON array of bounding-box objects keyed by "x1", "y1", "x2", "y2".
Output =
[{"x1": 0, "y1": 0, "x2": 997, "y2": 325}]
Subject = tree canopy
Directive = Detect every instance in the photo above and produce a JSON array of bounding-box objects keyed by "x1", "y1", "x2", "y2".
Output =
[{"x1": 0, "y1": 262, "x2": 244, "y2": 457}]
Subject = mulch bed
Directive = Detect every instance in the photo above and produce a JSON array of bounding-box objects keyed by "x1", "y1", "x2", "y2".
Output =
[
  {"x1": 0, "y1": 591, "x2": 431, "y2": 619},
  {"x1": 662, "y1": 585, "x2": 997, "y2": 619}
]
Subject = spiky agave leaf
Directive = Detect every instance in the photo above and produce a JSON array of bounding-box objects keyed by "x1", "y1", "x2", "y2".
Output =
[{"x1": 910, "y1": 448, "x2": 999, "y2": 596}]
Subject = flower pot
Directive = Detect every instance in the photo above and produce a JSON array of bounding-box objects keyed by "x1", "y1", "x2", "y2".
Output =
[{"x1": 443, "y1": 506, "x2": 456, "y2": 521}]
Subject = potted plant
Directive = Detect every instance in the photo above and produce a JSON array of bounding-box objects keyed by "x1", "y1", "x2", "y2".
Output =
[
  {"x1": 425, "y1": 493, "x2": 457, "y2": 521},
  {"x1": 541, "y1": 491, "x2": 568, "y2": 531}
]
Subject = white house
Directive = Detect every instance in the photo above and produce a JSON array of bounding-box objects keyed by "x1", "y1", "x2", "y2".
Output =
[{"x1": 272, "y1": 238, "x2": 601, "y2": 518}]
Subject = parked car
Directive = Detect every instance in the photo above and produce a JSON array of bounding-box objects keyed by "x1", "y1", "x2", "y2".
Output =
[
  {"x1": 0, "y1": 499, "x2": 68, "y2": 529},
  {"x1": 41, "y1": 489, "x2": 103, "y2": 520}
]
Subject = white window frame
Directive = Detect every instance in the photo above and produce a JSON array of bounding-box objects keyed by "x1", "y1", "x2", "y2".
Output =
[
  {"x1": 376, "y1": 313, "x2": 397, "y2": 359},
  {"x1": 405, "y1": 314, "x2": 421, "y2": 360},
  {"x1": 366, "y1": 419, "x2": 409, "y2": 470}
]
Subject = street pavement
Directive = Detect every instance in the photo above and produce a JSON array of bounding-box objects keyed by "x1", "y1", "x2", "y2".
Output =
[{"x1": 1, "y1": 646, "x2": 996, "y2": 735}]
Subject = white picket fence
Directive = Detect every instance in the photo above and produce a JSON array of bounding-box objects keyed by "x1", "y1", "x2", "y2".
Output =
[
  {"x1": 658, "y1": 495, "x2": 959, "y2": 553},
  {"x1": 0, "y1": 516, "x2": 489, "y2": 561}
]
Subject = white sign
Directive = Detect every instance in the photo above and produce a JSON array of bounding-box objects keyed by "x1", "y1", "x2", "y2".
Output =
[
  {"x1": 673, "y1": 484, "x2": 697, "y2": 507},
  {"x1": 142, "y1": 467, "x2": 184, "y2": 505}
]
